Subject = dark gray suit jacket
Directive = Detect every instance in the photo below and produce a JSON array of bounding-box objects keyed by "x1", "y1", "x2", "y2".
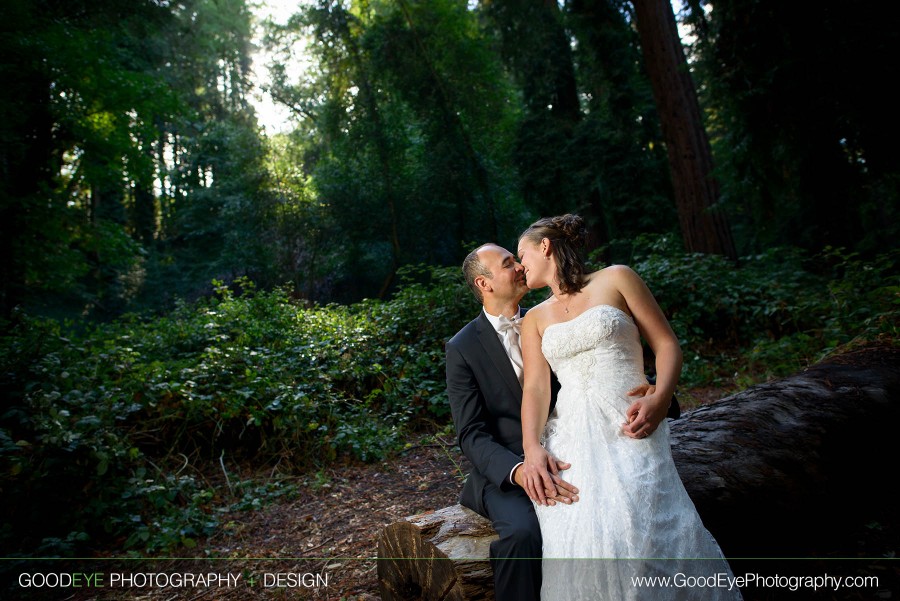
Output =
[{"x1": 445, "y1": 311, "x2": 559, "y2": 517}]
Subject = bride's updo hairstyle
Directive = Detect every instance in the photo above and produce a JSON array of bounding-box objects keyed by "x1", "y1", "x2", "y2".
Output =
[{"x1": 520, "y1": 214, "x2": 588, "y2": 295}]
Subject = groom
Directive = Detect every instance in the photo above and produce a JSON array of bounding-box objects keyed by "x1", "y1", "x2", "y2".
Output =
[{"x1": 446, "y1": 243, "x2": 675, "y2": 601}]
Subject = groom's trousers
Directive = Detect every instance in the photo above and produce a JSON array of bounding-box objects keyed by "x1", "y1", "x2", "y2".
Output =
[{"x1": 483, "y1": 483, "x2": 542, "y2": 601}]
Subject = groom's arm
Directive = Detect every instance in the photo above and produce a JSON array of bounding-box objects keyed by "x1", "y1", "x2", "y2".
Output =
[{"x1": 446, "y1": 342, "x2": 522, "y2": 491}]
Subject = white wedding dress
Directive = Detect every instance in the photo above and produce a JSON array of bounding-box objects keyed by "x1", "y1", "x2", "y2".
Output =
[{"x1": 535, "y1": 304, "x2": 742, "y2": 600}]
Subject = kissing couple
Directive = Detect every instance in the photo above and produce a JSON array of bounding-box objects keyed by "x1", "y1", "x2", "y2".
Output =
[{"x1": 446, "y1": 214, "x2": 741, "y2": 600}]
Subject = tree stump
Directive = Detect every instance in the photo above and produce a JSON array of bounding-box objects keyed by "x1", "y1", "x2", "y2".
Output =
[
  {"x1": 377, "y1": 345, "x2": 900, "y2": 600},
  {"x1": 377, "y1": 504, "x2": 497, "y2": 601}
]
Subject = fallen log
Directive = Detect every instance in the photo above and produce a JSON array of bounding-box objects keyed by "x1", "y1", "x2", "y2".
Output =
[
  {"x1": 377, "y1": 504, "x2": 496, "y2": 601},
  {"x1": 670, "y1": 345, "x2": 900, "y2": 556},
  {"x1": 376, "y1": 345, "x2": 900, "y2": 600}
]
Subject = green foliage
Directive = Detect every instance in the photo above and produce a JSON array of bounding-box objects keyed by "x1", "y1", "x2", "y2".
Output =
[
  {"x1": 4, "y1": 0, "x2": 900, "y2": 564},
  {"x1": 265, "y1": 0, "x2": 528, "y2": 300},
  {"x1": 483, "y1": 0, "x2": 675, "y2": 245},
  {"x1": 0, "y1": 0, "x2": 270, "y2": 319},
  {"x1": 607, "y1": 235, "x2": 899, "y2": 388},
  {"x1": 0, "y1": 266, "x2": 476, "y2": 557},
  {"x1": 354, "y1": 264, "x2": 480, "y2": 421},
  {"x1": 2, "y1": 241, "x2": 896, "y2": 558},
  {"x1": 685, "y1": 0, "x2": 900, "y2": 255}
]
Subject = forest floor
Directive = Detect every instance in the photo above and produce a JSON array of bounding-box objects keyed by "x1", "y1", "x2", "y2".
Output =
[{"x1": 52, "y1": 434, "x2": 471, "y2": 601}]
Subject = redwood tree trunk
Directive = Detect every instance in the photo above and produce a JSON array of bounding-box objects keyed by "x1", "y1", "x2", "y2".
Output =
[{"x1": 631, "y1": 0, "x2": 736, "y2": 258}]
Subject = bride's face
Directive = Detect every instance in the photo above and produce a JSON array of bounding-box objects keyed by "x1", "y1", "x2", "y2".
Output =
[{"x1": 516, "y1": 237, "x2": 552, "y2": 289}]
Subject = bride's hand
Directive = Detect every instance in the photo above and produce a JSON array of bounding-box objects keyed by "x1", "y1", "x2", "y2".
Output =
[
  {"x1": 514, "y1": 458, "x2": 579, "y2": 506},
  {"x1": 623, "y1": 384, "x2": 669, "y2": 439},
  {"x1": 545, "y1": 461, "x2": 579, "y2": 505},
  {"x1": 521, "y1": 445, "x2": 560, "y2": 506}
]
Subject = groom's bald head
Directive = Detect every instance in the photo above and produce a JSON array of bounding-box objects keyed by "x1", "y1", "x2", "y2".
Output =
[{"x1": 462, "y1": 243, "x2": 495, "y2": 302}]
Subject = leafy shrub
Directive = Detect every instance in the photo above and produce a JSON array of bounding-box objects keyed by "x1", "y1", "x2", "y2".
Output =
[
  {"x1": 2, "y1": 247, "x2": 894, "y2": 558},
  {"x1": 603, "y1": 235, "x2": 899, "y2": 387},
  {"x1": 355, "y1": 265, "x2": 479, "y2": 423},
  {"x1": 0, "y1": 267, "x2": 475, "y2": 556}
]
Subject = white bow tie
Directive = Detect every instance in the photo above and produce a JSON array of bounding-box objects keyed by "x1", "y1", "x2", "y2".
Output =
[{"x1": 497, "y1": 314, "x2": 521, "y2": 334}]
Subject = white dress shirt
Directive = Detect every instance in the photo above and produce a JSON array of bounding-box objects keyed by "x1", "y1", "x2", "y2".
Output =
[{"x1": 483, "y1": 307, "x2": 523, "y2": 382}]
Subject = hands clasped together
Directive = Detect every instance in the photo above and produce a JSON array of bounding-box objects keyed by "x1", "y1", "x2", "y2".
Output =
[{"x1": 519, "y1": 382, "x2": 663, "y2": 506}]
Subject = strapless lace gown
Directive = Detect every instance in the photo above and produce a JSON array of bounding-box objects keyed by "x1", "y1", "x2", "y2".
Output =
[{"x1": 536, "y1": 305, "x2": 741, "y2": 600}]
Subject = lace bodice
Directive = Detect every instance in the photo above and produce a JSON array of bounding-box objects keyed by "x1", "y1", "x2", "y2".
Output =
[
  {"x1": 541, "y1": 304, "x2": 647, "y2": 424},
  {"x1": 541, "y1": 305, "x2": 644, "y2": 386}
]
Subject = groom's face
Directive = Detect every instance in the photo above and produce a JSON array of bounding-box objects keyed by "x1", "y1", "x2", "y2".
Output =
[{"x1": 477, "y1": 245, "x2": 528, "y2": 304}]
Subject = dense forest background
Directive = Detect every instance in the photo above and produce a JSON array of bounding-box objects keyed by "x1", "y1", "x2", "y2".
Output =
[{"x1": 1, "y1": 0, "x2": 898, "y2": 560}]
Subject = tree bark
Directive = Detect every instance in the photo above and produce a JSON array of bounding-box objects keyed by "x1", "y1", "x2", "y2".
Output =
[
  {"x1": 377, "y1": 345, "x2": 899, "y2": 599},
  {"x1": 671, "y1": 345, "x2": 900, "y2": 556},
  {"x1": 0, "y1": 65, "x2": 55, "y2": 316},
  {"x1": 631, "y1": 0, "x2": 736, "y2": 259}
]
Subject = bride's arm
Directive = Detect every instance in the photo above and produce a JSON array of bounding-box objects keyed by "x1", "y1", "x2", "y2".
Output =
[
  {"x1": 519, "y1": 310, "x2": 558, "y2": 505},
  {"x1": 612, "y1": 266, "x2": 683, "y2": 438}
]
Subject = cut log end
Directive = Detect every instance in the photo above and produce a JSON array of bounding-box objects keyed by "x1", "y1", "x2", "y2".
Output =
[{"x1": 378, "y1": 505, "x2": 497, "y2": 601}]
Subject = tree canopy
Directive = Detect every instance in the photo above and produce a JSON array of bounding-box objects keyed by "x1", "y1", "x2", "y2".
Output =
[{"x1": 2, "y1": 0, "x2": 896, "y2": 314}]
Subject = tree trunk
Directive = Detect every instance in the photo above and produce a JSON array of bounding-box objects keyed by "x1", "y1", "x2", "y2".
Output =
[
  {"x1": 0, "y1": 66, "x2": 55, "y2": 316},
  {"x1": 631, "y1": 0, "x2": 736, "y2": 259},
  {"x1": 671, "y1": 345, "x2": 900, "y2": 556},
  {"x1": 377, "y1": 345, "x2": 899, "y2": 599},
  {"x1": 485, "y1": 0, "x2": 583, "y2": 220}
]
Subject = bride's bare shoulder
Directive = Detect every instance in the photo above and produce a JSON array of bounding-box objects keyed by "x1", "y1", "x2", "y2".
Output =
[
  {"x1": 590, "y1": 264, "x2": 640, "y2": 285},
  {"x1": 522, "y1": 298, "x2": 554, "y2": 325},
  {"x1": 599, "y1": 263, "x2": 637, "y2": 275},
  {"x1": 524, "y1": 297, "x2": 554, "y2": 315}
]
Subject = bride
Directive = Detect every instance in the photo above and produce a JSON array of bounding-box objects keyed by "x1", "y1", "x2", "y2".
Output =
[{"x1": 516, "y1": 215, "x2": 742, "y2": 600}]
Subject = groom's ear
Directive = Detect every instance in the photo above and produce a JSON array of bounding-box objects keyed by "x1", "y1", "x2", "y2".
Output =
[{"x1": 475, "y1": 275, "x2": 491, "y2": 294}]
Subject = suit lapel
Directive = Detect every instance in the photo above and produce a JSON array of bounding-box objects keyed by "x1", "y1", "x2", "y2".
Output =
[{"x1": 475, "y1": 312, "x2": 522, "y2": 399}]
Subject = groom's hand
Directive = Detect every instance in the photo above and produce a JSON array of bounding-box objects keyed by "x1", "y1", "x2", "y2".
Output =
[
  {"x1": 623, "y1": 384, "x2": 668, "y2": 439},
  {"x1": 515, "y1": 458, "x2": 579, "y2": 505}
]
